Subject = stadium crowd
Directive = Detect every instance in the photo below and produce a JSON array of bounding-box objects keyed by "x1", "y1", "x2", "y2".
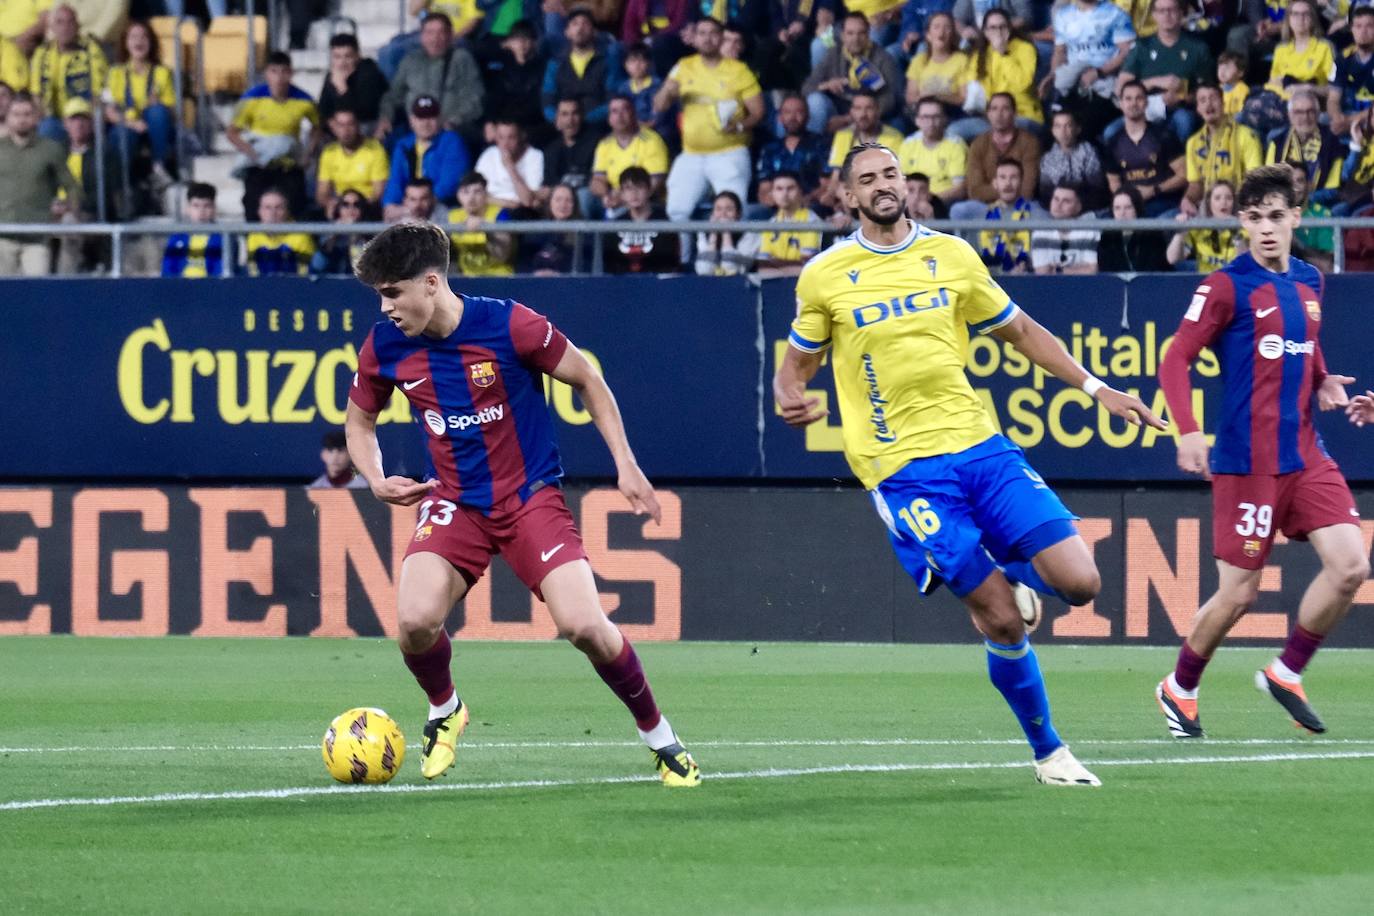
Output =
[{"x1": 4, "y1": 0, "x2": 1374, "y2": 276}]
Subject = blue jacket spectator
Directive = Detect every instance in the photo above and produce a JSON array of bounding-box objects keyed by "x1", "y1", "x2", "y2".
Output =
[{"x1": 382, "y1": 96, "x2": 471, "y2": 209}]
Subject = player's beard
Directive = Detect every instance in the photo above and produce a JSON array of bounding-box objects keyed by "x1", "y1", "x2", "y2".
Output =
[{"x1": 857, "y1": 193, "x2": 903, "y2": 226}]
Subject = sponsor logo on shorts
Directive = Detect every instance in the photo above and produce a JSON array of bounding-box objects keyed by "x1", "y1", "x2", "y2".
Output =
[
  {"x1": 422, "y1": 404, "x2": 506, "y2": 436},
  {"x1": 1243, "y1": 539, "x2": 1262, "y2": 558},
  {"x1": 1257, "y1": 334, "x2": 1314, "y2": 360},
  {"x1": 469, "y1": 361, "x2": 496, "y2": 388}
]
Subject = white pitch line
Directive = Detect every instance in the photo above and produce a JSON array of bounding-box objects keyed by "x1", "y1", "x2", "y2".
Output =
[
  {"x1": 2, "y1": 750, "x2": 1373, "y2": 813},
  {"x1": 5, "y1": 737, "x2": 1374, "y2": 754}
]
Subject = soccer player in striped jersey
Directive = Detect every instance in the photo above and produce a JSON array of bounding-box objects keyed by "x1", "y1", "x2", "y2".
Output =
[
  {"x1": 344, "y1": 222, "x2": 699, "y2": 787},
  {"x1": 1156, "y1": 165, "x2": 1368, "y2": 738},
  {"x1": 775, "y1": 143, "x2": 1165, "y2": 787}
]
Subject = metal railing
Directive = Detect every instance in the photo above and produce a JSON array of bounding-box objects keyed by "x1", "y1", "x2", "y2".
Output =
[{"x1": 10, "y1": 216, "x2": 1373, "y2": 278}]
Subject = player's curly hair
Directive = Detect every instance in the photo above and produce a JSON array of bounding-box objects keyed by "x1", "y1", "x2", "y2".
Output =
[
  {"x1": 1237, "y1": 164, "x2": 1302, "y2": 212},
  {"x1": 354, "y1": 221, "x2": 451, "y2": 286}
]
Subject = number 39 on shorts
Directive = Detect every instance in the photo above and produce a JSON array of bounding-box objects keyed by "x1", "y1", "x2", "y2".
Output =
[
  {"x1": 898, "y1": 498, "x2": 942, "y2": 541},
  {"x1": 1235, "y1": 502, "x2": 1273, "y2": 538}
]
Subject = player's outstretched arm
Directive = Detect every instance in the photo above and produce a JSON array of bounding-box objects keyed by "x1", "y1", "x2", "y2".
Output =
[
  {"x1": 1348, "y1": 390, "x2": 1374, "y2": 427},
  {"x1": 773, "y1": 345, "x2": 829, "y2": 428},
  {"x1": 344, "y1": 401, "x2": 438, "y2": 506},
  {"x1": 992, "y1": 312, "x2": 1168, "y2": 430},
  {"x1": 549, "y1": 343, "x2": 662, "y2": 524}
]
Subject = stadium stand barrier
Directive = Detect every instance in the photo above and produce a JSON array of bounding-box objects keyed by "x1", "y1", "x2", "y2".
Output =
[{"x1": 4, "y1": 217, "x2": 1374, "y2": 277}]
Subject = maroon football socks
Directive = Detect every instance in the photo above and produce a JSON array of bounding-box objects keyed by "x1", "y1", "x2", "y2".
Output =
[
  {"x1": 402, "y1": 628, "x2": 456, "y2": 708},
  {"x1": 1278, "y1": 624, "x2": 1325, "y2": 677},
  {"x1": 593, "y1": 638, "x2": 662, "y2": 732},
  {"x1": 1173, "y1": 641, "x2": 1211, "y2": 692}
]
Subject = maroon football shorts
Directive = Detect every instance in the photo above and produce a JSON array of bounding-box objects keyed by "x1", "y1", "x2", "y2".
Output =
[
  {"x1": 1211, "y1": 459, "x2": 1360, "y2": 570},
  {"x1": 405, "y1": 485, "x2": 588, "y2": 598}
]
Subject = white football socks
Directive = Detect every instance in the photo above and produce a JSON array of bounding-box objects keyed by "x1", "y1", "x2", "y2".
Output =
[
  {"x1": 638, "y1": 715, "x2": 677, "y2": 750},
  {"x1": 1167, "y1": 672, "x2": 1198, "y2": 700},
  {"x1": 1269, "y1": 658, "x2": 1302, "y2": 684},
  {"x1": 428, "y1": 692, "x2": 459, "y2": 722}
]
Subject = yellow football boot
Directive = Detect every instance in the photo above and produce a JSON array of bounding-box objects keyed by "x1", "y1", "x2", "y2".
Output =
[
  {"x1": 420, "y1": 701, "x2": 469, "y2": 779},
  {"x1": 652, "y1": 742, "x2": 701, "y2": 787}
]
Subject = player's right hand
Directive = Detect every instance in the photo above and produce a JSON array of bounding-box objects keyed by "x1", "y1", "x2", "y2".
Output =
[
  {"x1": 1176, "y1": 431, "x2": 1211, "y2": 479},
  {"x1": 371, "y1": 476, "x2": 439, "y2": 506},
  {"x1": 776, "y1": 392, "x2": 828, "y2": 428}
]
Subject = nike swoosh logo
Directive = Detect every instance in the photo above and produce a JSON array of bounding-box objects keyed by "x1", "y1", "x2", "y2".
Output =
[
  {"x1": 540, "y1": 543, "x2": 565, "y2": 563},
  {"x1": 1255, "y1": 307, "x2": 1278, "y2": 318},
  {"x1": 402, "y1": 377, "x2": 426, "y2": 390}
]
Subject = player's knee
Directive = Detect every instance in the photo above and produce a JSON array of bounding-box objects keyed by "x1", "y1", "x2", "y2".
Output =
[
  {"x1": 1219, "y1": 580, "x2": 1260, "y2": 615},
  {"x1": 396, "y1": 614, "x2": 441, "y2": 653},
  {"x1": 1330, "y1": 553, "x2": 1371, "y2": 596},
  {"x1": 1058, "y1": 568, "x2": 1101, "y2": 606},
  {"x1": 558, "y1": 617, "x2": 609, "y2": 654}
]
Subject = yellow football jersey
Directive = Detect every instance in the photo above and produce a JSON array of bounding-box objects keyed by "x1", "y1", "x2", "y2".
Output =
[
  {"x1": 790, "y1": 224, "x2": 1016, "y2": 489},
  {"x1": 318, "y1": 139, "x2": 390, "y2": 199},
  {"x1": 592, "y1": 127, "x2": 670, "y2": 188},
  {"x1": 667, "y1": 54, "x2": 761, "y2": 154}
]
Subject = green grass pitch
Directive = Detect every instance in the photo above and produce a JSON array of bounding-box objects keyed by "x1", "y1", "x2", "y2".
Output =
[{"x1": 3, "y1": 638, "x2": 1373, "y2": 914}]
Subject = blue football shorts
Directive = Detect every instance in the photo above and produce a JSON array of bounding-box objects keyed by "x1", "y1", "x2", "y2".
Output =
[{"x1": 870, "y1": 435, "x2": 1079, "y2": 598}]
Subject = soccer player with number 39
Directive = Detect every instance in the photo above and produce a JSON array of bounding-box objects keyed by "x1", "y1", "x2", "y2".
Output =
[{"x1": 1156, "y1": 165, "x2": 1369, "y2": 739}]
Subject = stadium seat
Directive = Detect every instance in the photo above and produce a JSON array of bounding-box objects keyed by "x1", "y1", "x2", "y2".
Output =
[{"x1": 202, "y1": 15, "x2": 268, "y2": 96}]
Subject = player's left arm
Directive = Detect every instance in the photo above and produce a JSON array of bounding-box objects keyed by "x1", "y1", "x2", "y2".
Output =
[
  {"x1": 548, "y1": 344, "x2": 662, "y2": 524},
  {"x1": 992, "y1": 311, "x2": 1168, "y2": 429}
]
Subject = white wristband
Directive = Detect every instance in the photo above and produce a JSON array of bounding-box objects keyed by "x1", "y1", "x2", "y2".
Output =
[{"x1": 1081, "y1": 376, "x2": 1107, "y2": 399}]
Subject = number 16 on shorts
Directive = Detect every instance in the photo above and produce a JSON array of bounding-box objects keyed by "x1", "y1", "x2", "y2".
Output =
[{"x1": 898, "y1": 498, "x2": 942, "y2": 541}]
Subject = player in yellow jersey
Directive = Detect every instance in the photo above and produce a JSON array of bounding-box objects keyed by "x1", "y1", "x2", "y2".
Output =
[{"x1": 775, "y1": 143, "x2": 1167, "y2": 787}]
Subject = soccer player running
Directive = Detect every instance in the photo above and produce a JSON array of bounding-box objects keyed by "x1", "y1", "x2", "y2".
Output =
[
  {"x1": 774, "y1": 143, "x2": 1165, "y2": 787},
  {"x1": 344, "y1": 222, "x2": 699, "y2": 787},
  {"x1": 1155, "y1": 165, "x2": 1368, "y2": 739}
]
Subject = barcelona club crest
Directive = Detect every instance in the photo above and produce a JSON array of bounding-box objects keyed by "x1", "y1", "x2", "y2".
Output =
[
  {"x1": 415, "y1": 524, "x2": 433, "y2": 543},
  {"x1": 470, "y1": 361, "x2": 496, "y2": 388},
  {"x1": 1305, "y1": 299, "x2": 1321, "y2": 320},
  {"x1": 1243, "y1": 539, "x2": 1262, "y2": 558}
]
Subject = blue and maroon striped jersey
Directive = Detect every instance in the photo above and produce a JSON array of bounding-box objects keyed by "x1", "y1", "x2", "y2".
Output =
[
  {"x1": 350, "y1": 296, "x2": 570, "y2": 512},
  {"x1": 1160, "y1": 252, "x2": 1331, "y2": 476}
]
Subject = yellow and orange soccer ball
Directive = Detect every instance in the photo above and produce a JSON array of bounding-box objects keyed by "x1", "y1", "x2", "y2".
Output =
[{"x1": 322, "y1": 708, "x2": 406, "y2": 784}]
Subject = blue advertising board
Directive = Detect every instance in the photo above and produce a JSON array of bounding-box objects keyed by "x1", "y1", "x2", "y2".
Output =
[
  {"x1": 0, "y1": 273, "x2": 1370, "y2": 482},
  {"x1": 0, "y1": 276, "x2": 763, "y2": 480}
]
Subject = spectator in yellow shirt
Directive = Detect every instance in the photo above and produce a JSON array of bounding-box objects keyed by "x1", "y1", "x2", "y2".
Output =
[
  {"x1": 754, "y1": 172, "x2": 822, "y2": 274},
  {"x1": 590, "y1": 95, "x2": 669, "y2": 215},
  {"x1": 1167, "y1": 180, "x2": 1246, "y2": 271},
  {"x1": 104, "y1": 20, "x2": 176, "y2": 178},
  {"x1": 1265, "y1": 0, "x2": 1334, "y2": 100},
  {"x1": 30, "y1": 4, "x2": 105, "y2": 143},
  {"x1": 246, "y1": 188, "x2": 316, "y2": 276},
  {"x1": 315, "y1": 108, "x2": 390, "y2": 216},
  {"x1": 227, "y1": 51, "x2": 321, "y2": 221},
  {"x1": 654, "y1": 17, "x2": 763, "y2": 229},
  {"x1": 1217, "y1": 51, "x2": 1249, "y2": 118},
  {"x1": 1181, "y1": 83, "x2": 1261, "y2": 216},
  {"x1": 961, "y1": 9, "x2": 1041, "y2": 137},
  {"x1": 447, "y1": 171, "x2": 515, "y2": 276},
  {"x1": 898, "y1": 97, "x2": 968, "y2": 206},
  {"x1": 903, "y1": 13, "x2": 968, "y2": 122}
]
